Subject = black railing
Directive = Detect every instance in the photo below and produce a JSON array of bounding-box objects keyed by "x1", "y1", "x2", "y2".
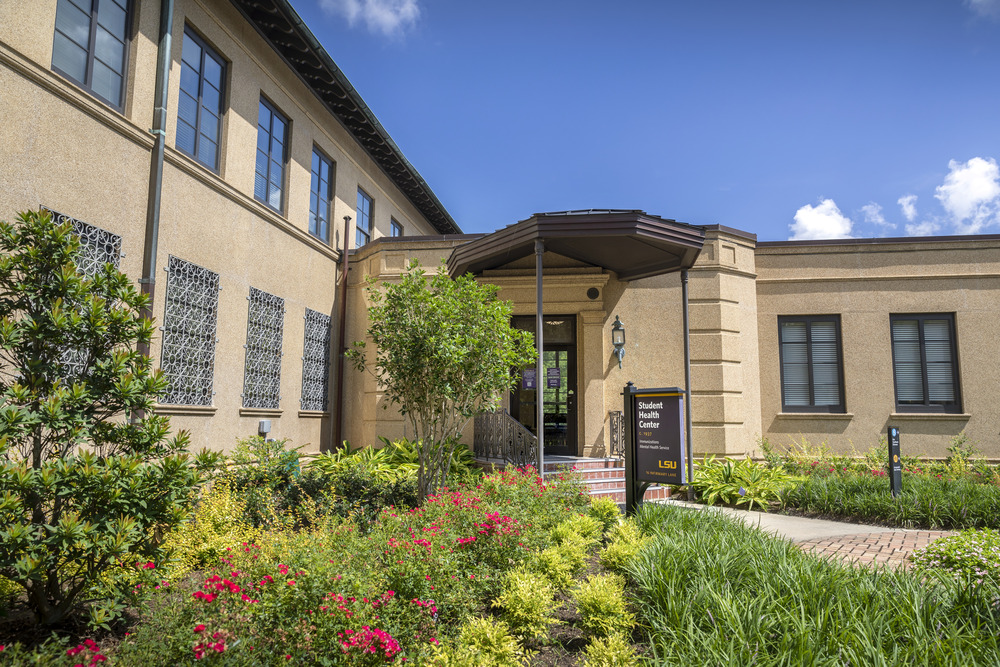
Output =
[
  {"x1": 610, "y1": 410, "x2": 624, "y2": 460},
  {"x1": 473, "y1": 409, "x2": 538, "y2": 468}
]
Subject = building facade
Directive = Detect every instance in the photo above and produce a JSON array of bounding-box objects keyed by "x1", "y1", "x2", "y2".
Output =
[{"x1": 3, "y1": 0, "x2": 998, "y2": 461}]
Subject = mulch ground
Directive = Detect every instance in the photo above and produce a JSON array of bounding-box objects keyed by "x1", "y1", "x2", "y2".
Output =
[{"x1": 796, "y1": 530, "x2": 953, "y2": 568}]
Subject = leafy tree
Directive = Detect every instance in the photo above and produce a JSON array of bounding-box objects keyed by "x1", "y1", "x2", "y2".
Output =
[
  {"x1": 0, "y1": 210, "x2": 197, "y2": 627},
  {"x1": 350, "y1": 260, "x2": 535, "y2": 500}
]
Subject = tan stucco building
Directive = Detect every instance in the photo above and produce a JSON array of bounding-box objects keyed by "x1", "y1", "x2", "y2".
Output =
[{"x1": 3, "y1": 0, "x2": 998, "y2": 462}]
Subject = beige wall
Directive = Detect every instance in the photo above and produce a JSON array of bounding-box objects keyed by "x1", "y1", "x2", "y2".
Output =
[
  {"x1": 0, "y1": 0, "x2": 445, "y2": 455},
  {"x1": 756, "y1": 237, "x2": 1000, "y2": 459}
]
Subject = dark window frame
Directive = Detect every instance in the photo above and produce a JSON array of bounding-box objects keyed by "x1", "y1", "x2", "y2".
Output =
[
  {"x1": 309, "y1": 146, "x2": 335, "y2": 243},
  {"x1": 390, "y1": 218, "x2": 403, "y2": 237},
  {"x1": 356, "y1": 187, "x2": 373, "y2": 247},
  {"x1": 176, "y1": 25, "x2": 227, "y2": 172},
  {"x1": 254, "y1": 95, "x2": 289, "y2": 214},
  {"x1": 777, "y1": 315, "x2": 846, "y2": 413},
  {"x1": 51, "y1": 0, "x2": 133, "y2": 111},
  {"x1": 890, "y1": 313, "x2": 962, "y2": 414}
]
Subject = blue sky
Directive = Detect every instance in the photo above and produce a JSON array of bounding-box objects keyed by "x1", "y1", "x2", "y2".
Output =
[{"x1": 289, "y1": 0, "x2": 1000, "y2": 241}]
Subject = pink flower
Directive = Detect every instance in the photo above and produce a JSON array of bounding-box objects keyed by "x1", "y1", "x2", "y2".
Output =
[{"x1": 194, "y1": 624, "x2": 206, "y2": 633}]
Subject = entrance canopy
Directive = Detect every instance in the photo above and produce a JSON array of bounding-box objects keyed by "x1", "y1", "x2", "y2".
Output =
[{"x1": 447, "y1": 210, "x2": 705, "y2": 280}]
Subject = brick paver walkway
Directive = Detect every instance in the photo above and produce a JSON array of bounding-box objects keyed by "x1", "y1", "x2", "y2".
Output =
[{"x1": 797, "y1": 530, "x2": 953, "y2": 568}]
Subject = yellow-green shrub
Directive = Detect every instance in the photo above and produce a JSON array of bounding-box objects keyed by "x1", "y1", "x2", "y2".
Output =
[
  {"x1": 599, "y1": 520, "x2": 649, "y2": 574},
  {"x1": 588, "y1": 497, "x2": 622, "y2": 537},
  {"x1": 573, "y1": 573, "x2": 635, "y2": 638},
  {"x1": 426, "y1": 617, "x2": 532, "y2": 667},
  {"x1": 584, "y1": 633, "x2": 639, "y2": 667},
  {"x1": 532, "y1": 546, "x2": 575, "y2": 591},
  {"x1": 550, "y1": 513, "x2": 603, "y2": 548},
  {"x1": 492, "y1": 566, "x2": 559, "y2": 639}
]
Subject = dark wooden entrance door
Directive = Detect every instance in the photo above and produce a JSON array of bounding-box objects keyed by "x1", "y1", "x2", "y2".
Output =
[{"x1": 509, "y1": 316, "x2": 577, "y2": 457}]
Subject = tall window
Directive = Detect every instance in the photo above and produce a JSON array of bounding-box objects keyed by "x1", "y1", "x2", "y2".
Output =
[
  {"x1": 777, "y1": 315, "x2": 845, "y2": 412},
  {"x1": 160, "y1": 256, "x2": 220, "y2": 406},
  {"x1": 356, "y1": 188, "x2": 372, "y2": 247},
  {"x1": 255, "y1": 98, "x2": 288, "y2": 213},
  {"x1": 391, "y1": 219, "x2": 404, "y2": 237},
  {"x1": 890, "y1": 314, "x2": 961, "y2": 413},
  {"x1": 309, "y1": 148, "x2": 334, "y2": 242},
  {"x1": 52, "y1": 0, "x2": 131, "y2": 109},
  {"x1": 177, "y1": 28, "x2": 225, "y2": 171}
]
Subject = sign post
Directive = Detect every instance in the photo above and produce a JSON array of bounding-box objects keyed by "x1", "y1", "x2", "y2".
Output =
[
  {"x1": 888, "y1": 425, "x2": 902, "y2": 497},
  {"x1": 623, "y1": 384, "x2": 687, "y2": 515}
]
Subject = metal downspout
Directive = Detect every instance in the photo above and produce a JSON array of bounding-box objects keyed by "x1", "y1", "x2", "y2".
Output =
[
  {"x1": 140, "y1": 0, "x2": 174, "y2": 332},
  {"x1": 333, "y1": 216, "x2": 352, "y2": 450},
  {"x1": 682, "y1": 269, "x2": 695, "y2": 500},
  {"x1": 535, "y1": 239, "x2": 545, "y2": 475}
]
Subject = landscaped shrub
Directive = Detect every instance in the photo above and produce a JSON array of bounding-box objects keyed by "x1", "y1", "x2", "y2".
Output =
[
  {"x1": 326, "y1": 457, "x2": 419, "y2": 527},
  {"x1": 532, "y1": 545, "x2": 576, "y2": 591},
  {"x1": 223, "y1": 436, "x2": 303, "y2": 527},
  {"x1": 630, "y1": 502, "x2": 1000, "y2": 664},
  {"x1": 0, "y1": 210, "x2": 198, "y2": 627},
  {"x1": 588, "y1": 496, "x2": 622, "y2": 538},
  {"x1": 427, "y1": 617, "x2": 532, "y2": 667},
  {"x1": 492, "y1": 566, "x2": 559, "y2": 639},
  {"x1": 551, "y1": 512, "x2": 603, "y2": 546},
  {"x1": 583, "y1": 633, "x2": 639, "y2": 667},
  {"x1": 599, "y1": 520, "x2": 649, "y2": 574},
  {"x1": 911, "y1": 529, "x2": 1000, "y2": 585},
  {"x1": 573, "y1": 573, "x2": 635, "y2": 638},
  {"x1": 690, "y1": 455, "x2": 798, "y2": 509}
]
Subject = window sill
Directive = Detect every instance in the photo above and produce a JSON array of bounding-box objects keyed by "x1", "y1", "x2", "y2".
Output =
[
  {"x1": 240, "y1": 408, "x2": 282, "y2": 418},
  {"x1": 155, "y1": 404, "x2": 217, "y2": 416},
  {"x1": 889, "y1": 413, "x2": 971, "y2": 421},
  {"x1": 298, "y1": 410, "x2": 330, "y2": 419},
  {"x1": 776, "y1": 412, "x2": 854, "y2": 420}
]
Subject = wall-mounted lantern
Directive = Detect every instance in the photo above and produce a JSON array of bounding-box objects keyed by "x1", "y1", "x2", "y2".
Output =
[{"x1": 612, "y1": 315, "x2": 626, "y2": 368}]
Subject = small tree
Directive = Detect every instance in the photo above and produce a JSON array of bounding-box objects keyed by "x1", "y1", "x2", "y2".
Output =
[
  {"x1": 0, "y1": 210, "x2": 197, "y2": 626},
  {"x1": 350, "y1": 260, "x2": 535, "y2": 499}
]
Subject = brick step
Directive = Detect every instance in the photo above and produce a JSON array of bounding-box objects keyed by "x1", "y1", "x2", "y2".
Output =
[
  {"x1": 588, "y1": 486, "x2": 672, "y2": 503},
  {"x1": 542, "y1": 457, "x2": 622, "y2": 472},
  {"x1": 546, "y1": 467, "x2": 625, "y2": 482}
]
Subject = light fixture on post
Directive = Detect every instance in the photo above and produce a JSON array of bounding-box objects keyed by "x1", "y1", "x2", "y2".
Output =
[{"x1": 612, "y1": 315, "x2": 626, "y2": 368}]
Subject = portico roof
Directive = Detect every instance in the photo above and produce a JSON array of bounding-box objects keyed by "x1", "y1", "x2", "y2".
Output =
[{"x1": 447, "y1": 210, "x2": 705, "y2": 281}]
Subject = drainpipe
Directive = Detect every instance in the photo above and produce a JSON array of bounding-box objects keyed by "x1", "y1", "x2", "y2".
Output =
[
  {"x1": 333, "y1": 216, "x2": 352, "y2": 450},
  {"x1": 681, "y1": 269, "x2": 695, "y2": 501},
  {"x1": 139, "y1": 0, "x2": 175, "y2": 339},
  {"x1": 535, "y1": 239, "x2": 545, "y2": 474}
]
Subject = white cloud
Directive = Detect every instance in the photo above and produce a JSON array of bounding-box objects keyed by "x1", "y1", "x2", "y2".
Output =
[
  {"x1": 905, "y1": 221, "x2": 941, "y2": 236},
  {"x1": 789, "y1": 199, "x2": 854, "y2": 240},
  {"x1": 897, "y1": 194, "x2": 917, "y2": 222},
  {"x1": 966, "y1": 0, "x2": 1000, "y2": 18},
  {"x1": 320, "y1": 0, "x2": 420, "y2": 37},
  {"x1": 861, "y1": 202, "x2": 896, "y2": 232},
  {"x1": 934, "y1": 157, "x2": 1000, "y2": 234}
]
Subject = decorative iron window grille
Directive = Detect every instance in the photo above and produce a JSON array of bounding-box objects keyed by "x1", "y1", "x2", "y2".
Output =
[
  {"x1": 242, "y1": 287, "x2": 285, "y2": 409},
  {"x1": 610, "y1": 410, "x2": 624, "y2": 459},
  {"x1": 160, "y1": 256, "x2": 220, "y2": 405},
  {"x1": 300, "y1": 308, "x2": 331, "y2": 411},
  {"x1": 42, "y1": 207, "x2": 123, "y2": 379}
]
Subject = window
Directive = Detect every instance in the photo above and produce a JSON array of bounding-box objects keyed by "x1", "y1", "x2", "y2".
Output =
[
  {"x1": 255, "y1": 97, "x2": 288, "y2": 212},
  {"x1": 890, "y1": 314, "x2": 961, "y2": 413},
  {"x1": 777, "y1": 315, "x2": 845, "y2": 412},
  {"x1": 300, "y1": 309, "x2": 331, "y2": 411},
  {"x1": 242, "y1": 288, "x2": 285, "y2": 409},
  {"x1": 52, "y1": 0, "x2": 131, "y2": 109},
  {"x1": 391, "y1": 218, "x2": 404, "y2": 237},
  {"x1": 160, "y1": 256, "x2": 220, "y2": 406},
  {"x1": 355, "y1": 188, "x2": 372, "y2": 247},
  {"x1": 309, "y1": 148, "x2": 334, "y2": 242},
  {"x1": 177, "y1": 28, "x2": 225, "y2": 171}
]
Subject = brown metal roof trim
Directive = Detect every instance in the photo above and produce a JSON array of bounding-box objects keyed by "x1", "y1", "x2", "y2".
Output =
[
  {"x1": 448, "y1": 210, "x2": 705, "y2": 281},
  {"x1": 701, "y1": 224, "x2": 758, "y2": 243},
  {"x1": 758, "y1": 233, "x2": 1000, "y2": 248},
  {"x1": 229, "y1": 0, "x2": 461, "y2": 235}
]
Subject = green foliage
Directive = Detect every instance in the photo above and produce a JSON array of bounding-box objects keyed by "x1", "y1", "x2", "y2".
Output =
[
  {"x1": 599, "y1": 520, "x2": 649, "y2": 574},
  {"x1": 588, "y1": 497, "x2": 622, "y2": 538},
  {"x1": 325, "y1": 457, "x2": 418, "y2": 527},
  {"x1": 691, "y1": 455, "x2": 799, "y2": 510},
  {"x1": 427, "y1": 617, "x2": 532, "y2": 667},
  {"x1": 551, "y1": 533, "x2": 591, "y2": 577},
  {"x1": 0, "y1": 210, "x2": 196, "y2": 627},
  {"x1": 911, "y1": 529, "x2": 1000, "y2": 584},
  {"x1": 573, "y1": 573, "x2": 635, "y2": 638},
  {"x1": 583, "y1": 633, "x2": 639, "y2": 667},
  {"x1": 531, "y1": 546, "x2": 575, "y2": 591},
  {"x1": 310, "y1": 438, "x2": 417, "y2": 483},
  {"x1": 348, "y1": 260, "x2": 536, "y2": 499},
  {"x1": 631, "y1": 502, "x2": 1000, "y2": 665},
  {"x1": 492, "y1": 566, "x2": 559, "y2": 639}
]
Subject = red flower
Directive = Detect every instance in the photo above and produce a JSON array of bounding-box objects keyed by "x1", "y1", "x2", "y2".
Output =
[{"x1": 194, "y1": 624, "x2": 206, "y2": 633}]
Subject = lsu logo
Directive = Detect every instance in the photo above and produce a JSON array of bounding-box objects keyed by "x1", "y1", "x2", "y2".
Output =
[{"x1": 658, "y1": 460, "x2": 677, "y2": 470}]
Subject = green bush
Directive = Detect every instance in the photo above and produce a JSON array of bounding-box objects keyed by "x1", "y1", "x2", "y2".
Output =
[
  {"x1": 427, "y1": 617, "x2": 532, "y2": 667},
  {"x1": 588, "y1": 497, "x2": 622, "y2": 538},
  {"x1": 326, "y1": 457, "x2": 419, "y2": 527},
  {"x1": 551, "y1": 532, "x2": 591, "y2": 577},
  {"x1": 492, "y1": 566, "x2": 559, "y2": 639},
  {"x1": 599, "y1": 520, "x2": 649, "y2": 574},
  {"x1": 631, "y1": 502, "x2": 1000, "y2": 664},
  {"x1": 532, "y1": 545, "x2": 575, "y2": 591},
  {"x1": 911, "y1": 529, "x2": 1000, "y2": 584},
  {"x1": 691, "y1": 455, "x2": 798, "y2": 509},
  {"x1": 0, "y1": 210, "x2": 197, "y2": 627},
  {"x1": 583, "y1": 633, "x2": 639, "y2": 667},
  {"x1": 573, "y1": 573, "x2": 635, "y2": 638}
]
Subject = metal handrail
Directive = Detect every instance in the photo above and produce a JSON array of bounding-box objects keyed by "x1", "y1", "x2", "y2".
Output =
[
  {"x1": 610, "y1": 410, "x2": 624, "y2": 460},
  {"x1": 473, "y1": 409, "x2": 538, "y2": 469}
]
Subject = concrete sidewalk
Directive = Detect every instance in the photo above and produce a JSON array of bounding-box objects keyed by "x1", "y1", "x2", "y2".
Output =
[{"x1": 659, "y1": 498, "x2": 953, "y2": 567}]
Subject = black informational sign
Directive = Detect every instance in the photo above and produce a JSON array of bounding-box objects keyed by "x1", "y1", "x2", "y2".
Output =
[
  {"x1": 631, "y1": 389, "x2": 687, "y2": 485},
  {"x1": 888, "y1": 425, "x2": 902, "y2": 497}
]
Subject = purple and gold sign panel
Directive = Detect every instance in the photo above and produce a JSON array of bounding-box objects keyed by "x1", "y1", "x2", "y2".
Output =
[{"x1": 633, "y1": 391, "x2": 686, "y2": 485}]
